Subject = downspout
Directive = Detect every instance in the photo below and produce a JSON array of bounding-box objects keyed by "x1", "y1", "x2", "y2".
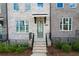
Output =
[
  {"x1": 50, "y1": 3, "x2": 51, "y2": 40},
  {"x1": 5, "y1": 3, "x2": 9, "y2": 41}
]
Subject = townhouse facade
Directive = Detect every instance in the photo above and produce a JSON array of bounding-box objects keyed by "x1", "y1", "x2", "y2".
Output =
[
  {"x1": 7, "y1": 3, "x2": 50, "y2": 44},
  {"x1": 51, "y1": 3, "x2": 79, "y2": 43},
  {"x1": 0, "y1": 3, "x2": 79, "y2": 45}
]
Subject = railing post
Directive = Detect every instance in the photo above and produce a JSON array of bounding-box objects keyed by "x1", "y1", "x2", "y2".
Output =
[
  {"x1": 32, "y1": 33, "x2": 34, "y2": 49},
  {"x1": 46, "y1": 33, "x2": 48, "y2": 47}
]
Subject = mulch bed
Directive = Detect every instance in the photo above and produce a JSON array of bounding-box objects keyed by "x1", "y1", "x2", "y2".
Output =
[
  {"x1": 47, "y1": 46, "x2": 79, "y2": 56},
  {"x1": 0, "y1": 48, "x2": 32, "y2": 56}
]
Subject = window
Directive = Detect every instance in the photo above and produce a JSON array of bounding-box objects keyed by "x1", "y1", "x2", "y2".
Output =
[
  {"x1": 56, "y1": 3, "x2": 64, "y2": 9},
  {"x1": 13, "y1": 3, "x2": 19, "y2": 11},
  {"x1": 60, "y1": 17, "x2": 72, "y2": 31},
  {"x1": 25, "y1": 3, "x2": 31, "y2": 11},
  {"x1": 0, "y1": 4, "x2": 1, "y2": 13},
  {"x1": 16, "y1": 20, "x2": 29, "y2": 32},
  {"x1": 37, "y1": 3, "x2": 43, "y2": 10},
  {"x1": 0, "y1": 21, "x2": 3, "y2": 39},
  {"x1": 69, "y1": 3, "x2": 77, "y2": 8}
]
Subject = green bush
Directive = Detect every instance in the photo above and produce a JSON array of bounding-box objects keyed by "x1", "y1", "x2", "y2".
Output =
[
  {"x1": 0, "y1": 43, "x2": 6, "y2": 53},
  {"x1": 18, "y1": 43, "x2": 29, "y2": 48},
  {"x1": 55, "y1": 42, "x2": 63, "y2": 49},
  {"x1": 8, "y1": 45, "x2": 17, "y2": 52},
  {"x1": 72, "y1": 41, "x2": 79, "y2": 52},
  {"x1": 15, "y1": 47, "x2": 25, "y2": 53},
  {"x1": 0, "y1": 42, "x2": 29, "y2": 53},
  {"x1": 61, "y1": 43, "x2": 71, "y2": 52},
  {"x1": 0, "y1": 46, "x2": 5, "y2": 53}
]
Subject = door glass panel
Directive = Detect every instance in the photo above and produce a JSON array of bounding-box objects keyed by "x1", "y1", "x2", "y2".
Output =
[{"x1": 37, "y1": 18, "x2": 43, "y2": 38}]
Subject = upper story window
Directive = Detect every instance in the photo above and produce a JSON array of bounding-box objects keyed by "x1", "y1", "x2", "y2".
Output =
[
  {"x1": 16, "y1": 20, "x2": 29, "y2": 32},
  {"x1": 60, "y1": 17, "x2": 72, "y2": 31},
  {"x1": 56, "y1": 3, "x2": 64, "y2": 9},
  {"x1": 69, "y1": 3, "x2": 77, "y2": 8},
  {"x1": 37, "y1": 3, "x2": 43, "y2": 10},
  {"x1": 13, "y1": 3, "x2": 19, "y2": 11},
  {"x1": 0, "y1": 4, "x2": 1, "y2": 13},
  {"x1": 25, "y1": 3, "x2": 31, "y2": 11}
]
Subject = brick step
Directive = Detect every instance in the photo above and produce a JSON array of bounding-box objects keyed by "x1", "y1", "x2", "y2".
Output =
[
  {"x1": 31, "y1": 53, "x2": 46, "y2": 56},
  {"x1": 33, "y1": 46, "x2": 46, "y2": 50},
  {"x1": 34, "y1": 40, "x2": 46, "y2": 42},
  {"x1": 34, "y1": 42, "x2": 46, "y2": 45},
  {"x1": 33, "y1": 44, "x2": 46, "y2": 47},
  {"x1": 33, "y1": 49, "x2": 47, "y2": 53}
]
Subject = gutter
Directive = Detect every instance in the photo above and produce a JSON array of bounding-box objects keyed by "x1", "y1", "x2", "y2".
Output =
[
  {"x1": 50, "y1": 3, "x2": 51, "y2": 40},
  {"x1": 5, "y1": 3, "x2": 9, "y2": 41}
]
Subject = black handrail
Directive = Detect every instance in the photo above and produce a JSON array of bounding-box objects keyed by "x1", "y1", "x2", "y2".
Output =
[
  {"x1": 46, "y1": 33, "x2": 48, "y2": 47},
  {"x1": 32, "y1": 33, "x2": 34, "y2": 49}
]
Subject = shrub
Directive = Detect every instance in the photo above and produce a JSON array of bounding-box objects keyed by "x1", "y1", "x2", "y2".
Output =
[
  {"x1": 0, "y1": 43, "x2": 6, "y2": 53},
  {"x1": 15, "y1": 47, "x2": 25, "y2": 53},
  {"x1": 8, "y1": 45, "x2": 17, "y2": 52},
  {"x1": 18, "y1": 43, "x2": 29, "y2": 48},
  {"x1": 0, "y1": 46, "x2": 5, "y2": 53},
  {"x1": 61, "y1": 43, "x2": 71, "y2": 52},
  {"x1": 72, "y1": 41, "x2": 79, "y2": 52},
  {"x1": 0, "y1": 42, "x2": 29, "y2": 53},
  {"x1": 55, "y1": 41, "x2": 63, "y2": 49}
]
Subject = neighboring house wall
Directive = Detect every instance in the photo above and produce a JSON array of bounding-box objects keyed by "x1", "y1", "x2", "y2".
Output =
[
  {"x1": 51, "y1": 3, "x2": 79, "y2": 39},
  {"x1": 7, "y1": 3, "x2": 50, "y2": 42},
  {"x1": 0, "y1": 3, "x2": 7, "y2": 41},
  {"x1": 7, "y1": 3, "x2": 29, "y2": 42}
]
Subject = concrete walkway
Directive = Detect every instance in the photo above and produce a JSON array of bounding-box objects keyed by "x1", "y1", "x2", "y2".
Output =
[{"x1": 31, "y1": 38, "x2": 47, "y2": 56}]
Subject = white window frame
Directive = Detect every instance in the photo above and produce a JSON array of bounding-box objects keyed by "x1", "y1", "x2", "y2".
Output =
[
  {"x1": 56, "y1": 3, "x2": 64, "y2": 9},
  {"x1": 16, "y1": 20, "x2": 29, "y2": 32},
  {"x1": 60, "y1": 17, "x2": 72, "y2": 31},
  {"x1": 69, "y1": 3, "x2": 77, "y2": 8}
]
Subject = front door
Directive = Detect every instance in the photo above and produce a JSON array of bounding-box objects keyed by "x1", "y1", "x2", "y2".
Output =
[{"x1": 37, "y1": 18, "x2": 44, "y2": 38}]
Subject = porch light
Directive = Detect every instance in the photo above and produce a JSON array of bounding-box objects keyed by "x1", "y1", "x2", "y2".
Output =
[{"x1": 44, "y1": 17, "x2": 46, "y2": 24}]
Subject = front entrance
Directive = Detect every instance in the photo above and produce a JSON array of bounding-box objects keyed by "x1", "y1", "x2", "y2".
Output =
[{"x1": 37, "y1": 17, "x2": 44, "y2": 38}]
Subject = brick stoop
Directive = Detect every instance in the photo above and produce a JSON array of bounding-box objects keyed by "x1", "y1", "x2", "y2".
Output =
[{"x1": 31, "y1": 39, "x2": 47, "y2": 56}]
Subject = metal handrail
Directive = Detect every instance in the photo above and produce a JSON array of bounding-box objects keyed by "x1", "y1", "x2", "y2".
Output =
[
  {"x1": 46, "y1": 33, "x2": 48, "y2": 47},
  {"x1": 46, "y1": 33, "x2": 52, "y2": 47},
  {"x1": 32, "y1": 33, "x2": 34, "y2": 49}
]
